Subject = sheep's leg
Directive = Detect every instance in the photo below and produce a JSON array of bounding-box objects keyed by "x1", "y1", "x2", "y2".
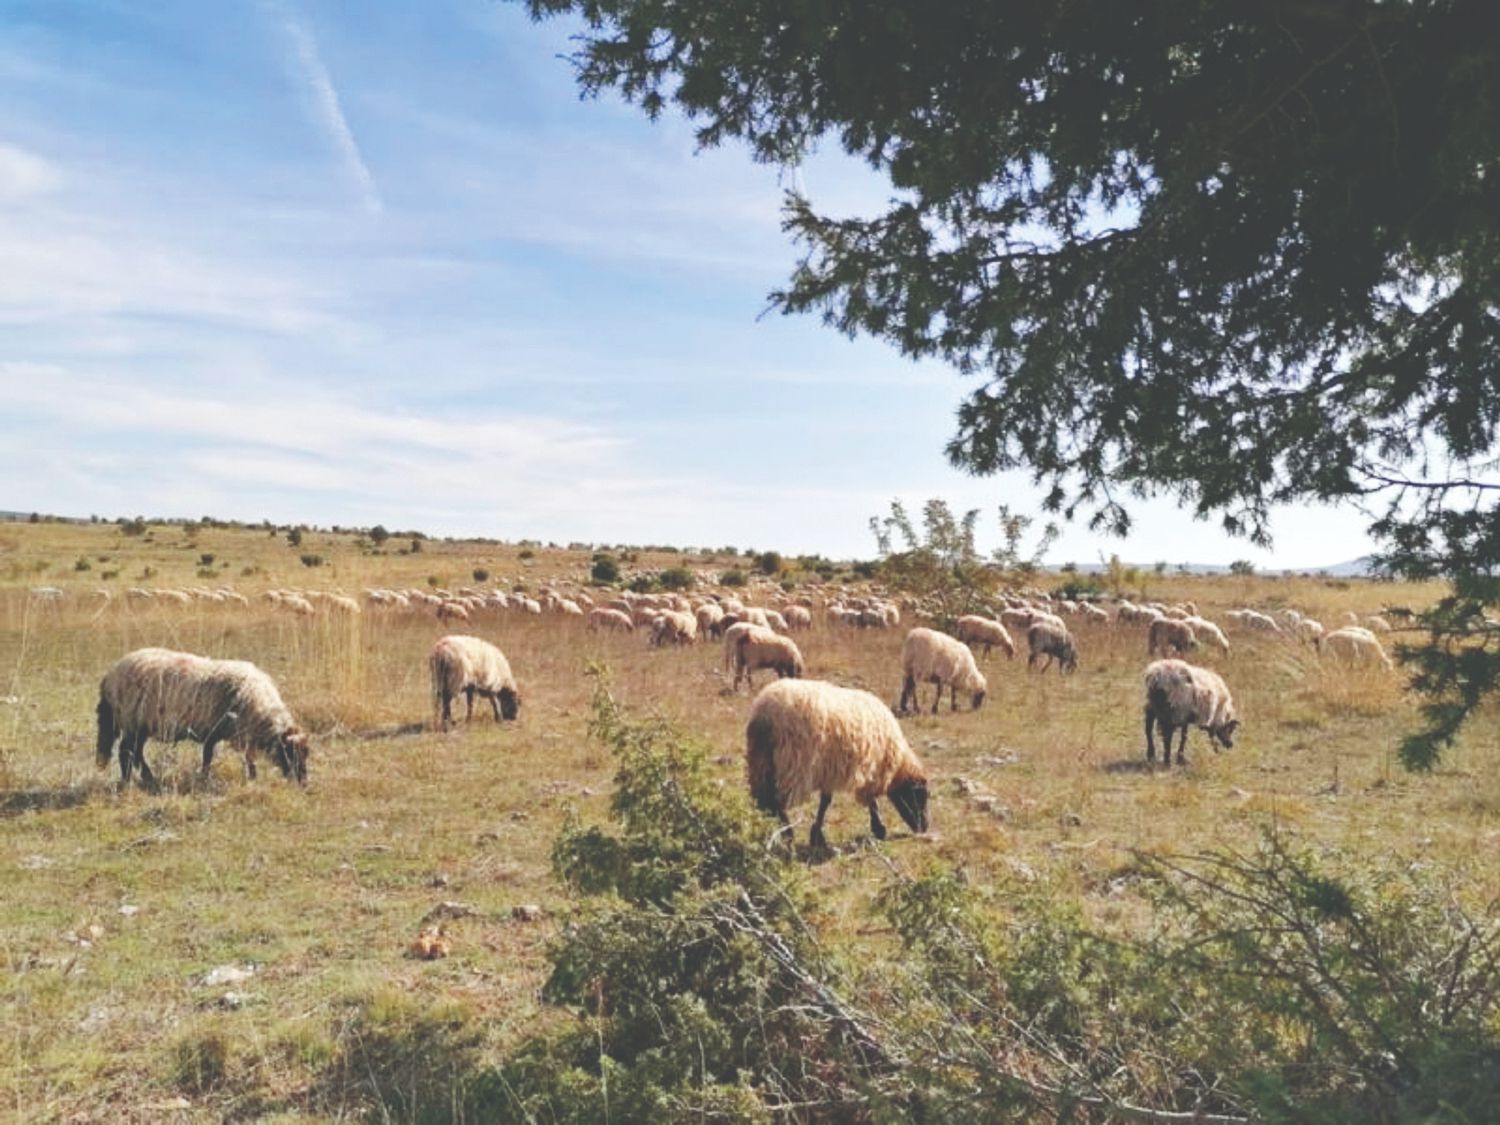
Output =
[
  {"x1": 867, "y1": 799, "x2": 888, "y2": 841},
  {"x1": 119, "y1": 730, "x2": 138, "y2": 784},
  {"x1": 201, "y1": 736, "x2": 221, "y2": 777},
  {"x1": 489, "y1": 692, "x2": 502, "y2": 721},
  {"x1": 130, "y1": 733, "x2": 156, "y2": 789},
  {"x1": 809, "y1": 793, "x2": 832, "y2": 849},
  {"x1": 1145, "y1": 710, "x2": 1157, "y2": 763},
  {"x1": 439, "y1": 689, "x2": 453, "y2": 728},
  {"x1": 464, "y1": 686, "x2": 475, "y2": 722},
  {"x1": 949, "y1": 683, "x2": 959, "y2": 712},
  {"x1": 1175, "y1": 726, "x2": 1189, "y2": 766},
  {"x1": 899, "y1": 674, "x2": 917, "y2": 714},
  {"x1": 929, "y1": 677, "x2": 942, "y2": 715}
]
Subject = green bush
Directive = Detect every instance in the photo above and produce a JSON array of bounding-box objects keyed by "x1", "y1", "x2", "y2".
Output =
[
  {"x1": 300, "y1": 553, "x2": 324, "y2": 568},
  {"x1": 472, "y1": 568, "x2": 489, "y2": 583},
  {"x1": 720, "y1": 567, "x2": 747, "y2": 588},
  {"x1": 591, "y1": 554, "x2": 621, "y2": 584},
  {"x1": 658, "y1": 566, "x2": 695, "y2": 591}
]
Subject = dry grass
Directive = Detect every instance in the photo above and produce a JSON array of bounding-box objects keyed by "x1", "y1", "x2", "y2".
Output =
[{"x1": 1, "y1": 521, "x2": 1497, "y2": 1120}]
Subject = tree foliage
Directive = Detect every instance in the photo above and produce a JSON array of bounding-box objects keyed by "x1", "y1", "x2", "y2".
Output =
[{"x1": 522, "y1": 0, "x2": 1500, "y2": 765}]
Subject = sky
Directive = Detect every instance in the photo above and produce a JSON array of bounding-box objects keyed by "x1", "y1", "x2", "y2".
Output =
[{"x1": 0, "y1": 0, "x2": 1381, "y2": 569}]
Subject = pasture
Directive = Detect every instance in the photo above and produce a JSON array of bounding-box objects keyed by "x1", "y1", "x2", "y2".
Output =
[{"x1": 2, "y1": 520, "x2": 1497, "y2": 1121}]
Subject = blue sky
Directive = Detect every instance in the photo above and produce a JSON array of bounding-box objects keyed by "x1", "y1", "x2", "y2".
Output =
[{"x1": 0, "y1": 0, "x2": 1379, "y2": 567}]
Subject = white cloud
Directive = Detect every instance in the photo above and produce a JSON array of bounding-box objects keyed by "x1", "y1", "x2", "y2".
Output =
[
  {"x1": 0, "y1": 140, "x2": 61, "y2": 200},
  {"x1": 0, "y1": 206, "x2": 342, "y2": 333},
  {"x1": 267, "y1": 3, "x2": 382, "y2": 216}
]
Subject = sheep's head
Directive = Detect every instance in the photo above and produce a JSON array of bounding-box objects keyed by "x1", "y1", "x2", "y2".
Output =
[
  {"x1": 1211, "y1": 718, "x2": 1240, "y2": 750},
  {"x1": 970, "y1": 689, "x2": 987, "y2": 711},
  {"x1": 1061, "y1": 644, "x2": 1079, "y2": 674},
  {"x1": 888, "y1": 776, "x2": 929, "y2": 834},
  {"x1": 499, "y1": 687, "x2": 521, "y2": 721},
  {"x1": 273, "y1": 730, "x2": 310, "y2": 785}
]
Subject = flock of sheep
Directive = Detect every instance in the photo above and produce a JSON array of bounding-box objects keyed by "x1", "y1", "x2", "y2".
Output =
[{"x1": 80, "y1": 577, "x2": 1400, "y2": 849}]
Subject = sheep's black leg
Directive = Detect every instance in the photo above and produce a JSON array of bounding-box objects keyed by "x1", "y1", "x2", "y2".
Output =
[
  {"x1": 930, "y1": 677, "x2": 942, "y2": 715},
  {"x1": 489, "y1": 693, "x2": 502, "y2": 721},
  {"x1": 868, "y1": 800, "x2": 887, "y2": 840},
  {"x1": 201, "y1": 737, "x2": 220, "y2": 776},
  {"x1": 464, "y1": 686, "x2": 475, "y2": 722},
  {"x1": 949, "y1": 684, "x2": 958, "y2": 712},
  {"x1": 1145, "y1": 710, "x2": 1157, "y2": 763},
  {"x1": 899, "y1": 673, "x2": 916, "y2": 714},
  {"x1": 439, "y1": 689, "x2": 453, "y2": 728},
  {"x1": 119, "y1": 730, "x2": 137, "y2": 784},
  {"x1": 809, "y1": 793, "x2": 832, "y2": 849},
  {"x1": 131, "y1": 733, "x2": 156, "y2": 789},
  {"x1": 1175, "y1": 726, "x2": 1189, "y2": 766}
]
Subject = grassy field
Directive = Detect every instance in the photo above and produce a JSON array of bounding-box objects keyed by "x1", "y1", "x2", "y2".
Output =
[{"x1": 2, "y1": 519, "x2": 1496, "y2": 1121}]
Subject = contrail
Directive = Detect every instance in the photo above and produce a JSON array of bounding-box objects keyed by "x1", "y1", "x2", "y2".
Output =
[{"x1": 270, "y1": 2, "x2": 382, "y2": 215}]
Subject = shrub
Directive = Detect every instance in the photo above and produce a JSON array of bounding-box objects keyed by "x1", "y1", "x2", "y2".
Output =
[
  {"x1": 119, "y1": 517, "x2": 148, "y2": 537},
  {"x1": 720, "y1": 567, "x2": 748, "y2": 588},
  {"x1": 199, "y1": 553, "x2": 215, "y2": 566},
  {"x1": 73, "y1": 557, "x2": 91, "y2": 572},
  {"x1": 369, "y1": 525, "x2": 390, "y2": 546},
  {"x1": 300, "y1": 553, "x2": 324, "y2": 568},
  {"x1": 754, "y1": 550, "x2": 782, "y2": 575},
  {"x1": 590, "y1": 554, "x2": 621, "y2": 584},
  {"x1": 658, "y1": 566, "x2": 695, "y2": 591},
  {"x1": 518, "y1": 548, "x2": 534, "y2": 560},
  {"x1": 287, "y1": 527, "x2": 303, "y2": 547},
  {"x1": 472, "y1": 568, "x2": 490, "y2": 583}
]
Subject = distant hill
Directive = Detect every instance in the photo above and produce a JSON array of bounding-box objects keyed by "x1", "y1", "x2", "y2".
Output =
[{"x1": 1055, "y1": 555, "x2": 1381, "y2": 578}]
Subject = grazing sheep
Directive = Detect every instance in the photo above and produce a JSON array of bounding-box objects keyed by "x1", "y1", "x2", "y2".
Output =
[
  {"x1": 96, "y1": 648, "x2": 309, "y2": 788},
  {"x1": 899, "y1": 627, "x2": 988, "y2": 714},
  {"x1": 1365, "y1": 615, "x2": 1393, "y2": 633},
  {"x1": 1183, "y1": 616, "x2": 1231, "y2": 655},
  {"x1": 732, "y1": 626, "x2": 805, "y2": 691},
  {"x1": 1319, "y1": 626, "x2": 1395, "y2": 671},
  {"x1": 588, "y1": 607, "x2": 635, "y2": 633},
  {"x1": 649, "y1": 610, "x2": 698, "y2": 647},
  {"x1": 1148, "y1": 617, "x2": 1199, "y2": 657},
  {"x1": 954, "y1": 615, "x2": 1016, "y2": 660},
  {"x1": 1228, "y1": 609, "x2": 1281, "y2": 633},
  {"x1": 1143, "y1": 659, "x2": 1239, "y2": 765},
  {"x1": 763, "y1": 609, "x2": 790, "y2": 634},
  {"x1": 429, "y1": 634, "x2": 520, "y2": 729},
  {"x1": 783, "y1": 605, "x2": 813, "y2": 631},
  {"x1": 436, "y1": 600, "x2": 470, "y2": 623},
  {"x1": 696, "y1": 602, "x2": 726, "y2": 638},
  {"x1": 1296, "y1": 618, "x2": 1326, "y2": 646},
  {"x1": 1027, "y1": 621, "x2": 1079, "y2": 674},
  {"x1": 746, "y1": 679, "x2": 930, "y2": 848},
  {"x1": 328, "y1": 594, "x2": 361, "y2": 615}
]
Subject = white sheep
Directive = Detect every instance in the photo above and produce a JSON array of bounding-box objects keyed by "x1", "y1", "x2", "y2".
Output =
[
  {"x1": 96, "y1": 647, "x2": 309, "y2": 787},
  {"x1": 898, "y1": 627, "x2": 988, "y2": 714},
  {"x1": 1182, "y1": 615, "x2": 1231, "y2": 655},
  {"x1": 731, "y1": 626, "x2": 805, "y2": 691},
  {"x1": 954, "y1": 615, "x2": 1016, "y2": 660},
  {"x1": 1148, "y1": 617, "x2": 1199, "y2": 657},
  {"x1": 1319, "y1": 626, "x2": 1395, "y2": 671},
  {"x1": 429, "y1": 634, "x2": 520, "y2": 728},
  {"x1": 588, "y1": 607, "x2": 635, "y2": 633},
  {"x1": 746, "y1": 679, "x2": 930, "y2": 848},
  {"x1": 649, "y1": 610, "x2": 698, "y2": 647},
  {"x1": 1027, "y1": 620, "x2": 1079, "y2": 674},
  {"x1": 783, "y1": 605, "x2": 813, "y2": 631},
  {"x1": 1143, "y1": 658, "x2": 1239, "y2": 766}
]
